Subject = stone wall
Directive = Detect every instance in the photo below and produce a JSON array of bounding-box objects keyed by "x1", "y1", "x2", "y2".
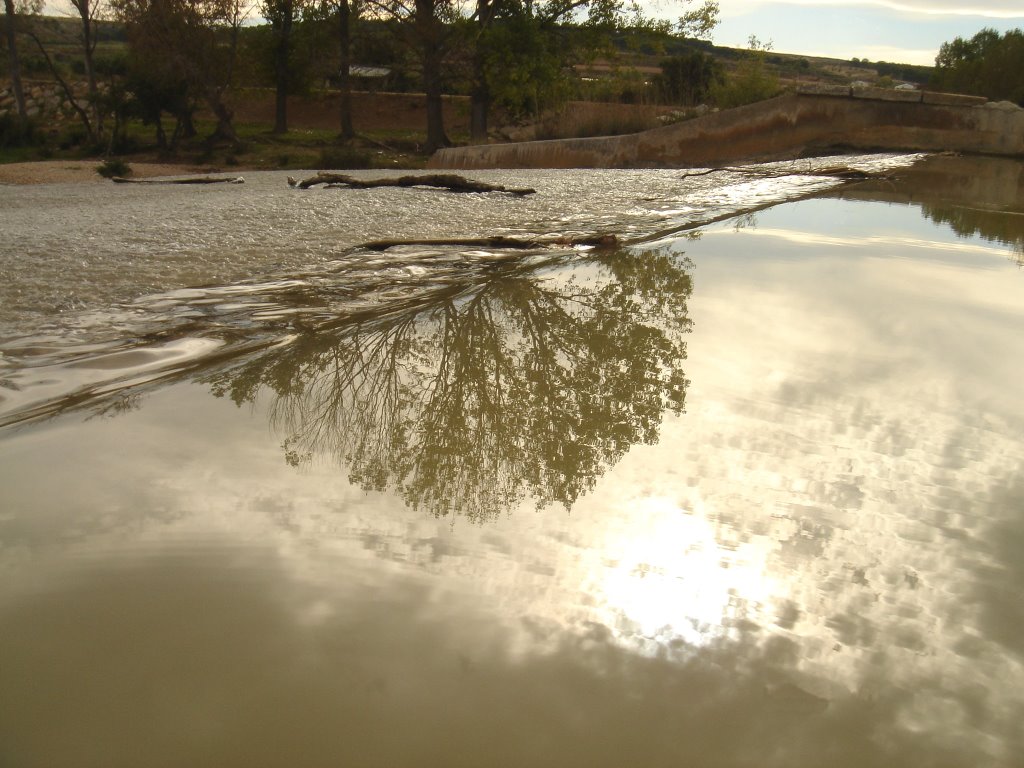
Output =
[
  {"x1": 0, "y1": 80, "x2": 90, "y2": 130},
  {"x1": 428, "y1": 88, "x2": 1024, "y2": 169}
]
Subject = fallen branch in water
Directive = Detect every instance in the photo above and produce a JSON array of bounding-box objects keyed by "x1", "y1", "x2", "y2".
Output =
[
  {"x1": 111, "y1": 176, "x2": 245, "y2": 184},
  {"x1": 681, "y1": 166, "x2": 892, "y2": 182},
  {"x1": 287, "y1": 172, "x2": 536, "y2": 196},
  {"x1": 360, "y1": 234, "x2": 619, "y2": 251}
]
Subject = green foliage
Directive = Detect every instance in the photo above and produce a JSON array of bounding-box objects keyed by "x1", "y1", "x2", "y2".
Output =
[
  {"x1": 710, "y1": 36, "x2": 780, "y2": 108},
  {"x1": 874, "y1": 60, "x2": 931, "y2": 84},
  {"x1": 0, "y1": 113, "x2": 38, "y2": 148},
  {"x1": 931, "y1": 27, "x2": 1024, "y2": 104},
  {"x1": 677, "y1": 0, "x2": 719, "y2": 40},
  {"x1": 96, "y1": 157, "x2": 132, "y2": 178},
  {"x1": 479, "y1": 11, "x2": 575, "y2": 121},
  {"x1": 656, "y1": 49, "x2": 723, "y2": 105}
]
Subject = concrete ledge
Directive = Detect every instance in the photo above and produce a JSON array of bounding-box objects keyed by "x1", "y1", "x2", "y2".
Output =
[
  {"x1": 797, "y1": 84, "x2": 851, "y2": 98},
  {"x1": 852, "y1": 87, "x2": 923, "y2": 103},
  {"x1": 922, "y1": 91, "x2": 988, "y2": 107}
]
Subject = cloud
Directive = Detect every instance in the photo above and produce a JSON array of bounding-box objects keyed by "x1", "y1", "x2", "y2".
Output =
[{"x1": 722, "y1": 0, "x2": 1024, "y2": 19}]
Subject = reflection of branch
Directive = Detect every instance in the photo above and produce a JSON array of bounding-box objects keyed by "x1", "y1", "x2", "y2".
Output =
[{"x1": 681, "y1": 166, "x2": 894, "y2": 181}]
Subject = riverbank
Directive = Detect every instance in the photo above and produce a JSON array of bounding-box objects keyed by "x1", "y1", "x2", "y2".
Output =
[{"x1": 0, "y1": 159, "x2": 232, "y2": 185}]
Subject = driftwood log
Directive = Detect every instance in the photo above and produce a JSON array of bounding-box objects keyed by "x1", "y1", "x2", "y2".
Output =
[
  {"x1": 680, "y1": 166, "x2": 892, "y2": 181},
  {"x1": 359, "y1": 234, "x2": 618, "y2": 251},
  {"x1": 111, "y1": 176, "x2": 245, "y2": 184},
  {"x1": 288, "y1": 172, "x2": 536, "y2": 196}
]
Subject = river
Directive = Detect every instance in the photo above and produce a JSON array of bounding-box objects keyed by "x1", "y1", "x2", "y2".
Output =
[{"x1": 1, "y1": 154, "x2": 1023, "y2": 767}]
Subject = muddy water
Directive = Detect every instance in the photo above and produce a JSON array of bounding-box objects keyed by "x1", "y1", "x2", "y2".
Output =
[{"x1": 1, "y1": 154, "x2": 1023, "y2": 767}]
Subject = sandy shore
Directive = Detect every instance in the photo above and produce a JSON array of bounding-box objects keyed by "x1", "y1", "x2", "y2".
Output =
[{"x1": 0, "y1": 160, "x2": 236, "y2": 185}]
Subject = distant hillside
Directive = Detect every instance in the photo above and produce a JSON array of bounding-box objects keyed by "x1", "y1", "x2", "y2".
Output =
[{"x1": 3, "y1": 14, "x2": 933, "y2": 99}]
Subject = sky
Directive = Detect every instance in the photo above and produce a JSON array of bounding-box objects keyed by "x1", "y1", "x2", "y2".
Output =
[
  {"x1": 42, "y1": 0, "x2": 1024, "y2": 67},
  {"x1": 692, "y1": 0, "x2": 1024, "y2": 65}
]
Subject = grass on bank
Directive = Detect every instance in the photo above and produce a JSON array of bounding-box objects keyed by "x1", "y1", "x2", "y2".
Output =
[{"x1": 0, "y1": 115, "x2": 437, "y2": 171}]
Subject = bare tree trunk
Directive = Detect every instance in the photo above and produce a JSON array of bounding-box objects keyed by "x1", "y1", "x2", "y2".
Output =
[
  {"x1": 27, "y1": 30, "x2": 96, "y2": 142},
  {"x1": 208, "y1": 96, "x2": 238, "y2": 144},
  {"x1": 71, "y1": 0, "x2": 103, "y2": 139},
  {"x1": 154, "y1": 113, "x2": 167, "y2": 150},
  {"x1": 3, "y1": 0, "x2": 29, "y2": 134},
  {"x1": 469, "y1": 0, "x2": 495, "y2": 144},
  {"x1": 416, "y1": 0, "x2": 450, "y2": 154},
  {"x1": 337, "y1": 0, "x2": 354, "y2": 140},
  {"x1": 469, "y1": 55, "x2": 489, "y2": 143},
  {"x1": 271, "y1": 0, "x2": 293, "y2": 134},
  {"x1": 208, "y1": 5, "x2": 241, "y2": 146}
]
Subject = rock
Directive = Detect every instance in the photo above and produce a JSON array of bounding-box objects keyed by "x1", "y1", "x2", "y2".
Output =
[
  {"x1": 985, "y1": 100, "x2": 1023, "y2": 112},
  {"x1": 499, "y1": 125, "x2": 536, "y2": 142},
  {"x1": 658, "y1": 110, "x2": 688, "y2": 124}
]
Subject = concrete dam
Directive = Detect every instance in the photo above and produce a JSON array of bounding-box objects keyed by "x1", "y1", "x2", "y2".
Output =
[{"x1": 428, "y1": 86, "x2": 1024, "y2": 170}]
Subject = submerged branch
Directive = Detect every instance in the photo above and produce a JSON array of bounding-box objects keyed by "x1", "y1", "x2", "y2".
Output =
[
  {"x1": 287, "y1": 172, "x2": 536, "y2": 196},
  {"x1": 681, "y1": 166, "x2": 894, "y2": 181},
  {"x1": 359, "y1": 234, "x2": 619, "y2": 252},
  {"x1": 111, "y1": 176, "x2": 245, "y2": 185}
]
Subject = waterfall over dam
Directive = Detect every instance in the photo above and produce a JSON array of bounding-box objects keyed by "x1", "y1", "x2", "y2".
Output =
[{"x1": 429, "y1": 87, "x2": 1024, "y2": 169}]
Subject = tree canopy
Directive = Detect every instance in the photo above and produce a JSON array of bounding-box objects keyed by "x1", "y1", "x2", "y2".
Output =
[{"x1": 932, "y1": 27, "x2": 1024, "y2": 105}]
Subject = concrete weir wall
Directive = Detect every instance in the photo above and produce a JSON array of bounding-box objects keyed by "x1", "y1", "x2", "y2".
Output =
[{"x1": 427, "y1": 86, "x2": 1024, "y2": 170}]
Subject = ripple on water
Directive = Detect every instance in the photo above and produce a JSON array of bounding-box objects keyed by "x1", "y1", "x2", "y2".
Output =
[{"x1": 0, "y1": 155, "x2": 922, "y2": 427}]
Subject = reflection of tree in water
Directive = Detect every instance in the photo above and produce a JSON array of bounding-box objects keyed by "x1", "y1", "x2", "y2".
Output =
[
  {"x1": 923, "y1": 204, "x2": 1024, "y2": 266},
  {"x1": 204, "y1": 247, "x2": 693, "y2": 521}
]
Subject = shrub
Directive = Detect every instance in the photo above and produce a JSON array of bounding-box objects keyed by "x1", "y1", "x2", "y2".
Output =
[
  {"x1": 0, "y1": 113, "x2": 40, "y2": 148},
  {"x1": 96, "y1": 157, "x2": 132, "y2": 178},
  {"x1": 711, "y1": 36, "x2": 782, "y2": 109}
]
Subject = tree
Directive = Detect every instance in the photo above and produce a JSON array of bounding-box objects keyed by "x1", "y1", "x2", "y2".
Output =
[
  {"x1": 359, "y1": 0, "x2": 456, "y2": 152},
  {"x1": 677, "y1": 0, "x2": 717, "y2": 39},
  {"x1": 124, "y1": 46, "x2": 195, "y2": 149},
  {"x1": 710, "y1": 34, "x2": 779, "y2": 108},
  {"x1": 332, "y1": 0, "x2": 359, "y2": 139},
  {"x1": 467, "y1": 0, "x2": 498, "y2": 143},
  {"x1": 262, "y1": 0, "x2": 297, "y2": 133},
  {"x1": 411, "y1": 0, "x2": 454, "y2": 151},
  {"x1": 470, "y1": 1, "x2": 572, "y2": 130},
  {"x1": 467, "y1": 0, "x2": 719, "y2": 144},
  {"x1": 932, "y1": 28, "x2": 1024, "y2": 105},
  {"x1": 657, "y1": 48, "x2": 722, "y2": 105},
  {"x1": 25, "y1": 25, "x2": 102, "y2": 142},
  {"x1": 112, "y1": 0, "x2": 248, "y2": 144},
  {"x1": 2, "y1": 0, "x2": 42, "y2": 138},
  {"x1": 69, "y1": 0, "x2": 106, "y2": 138}
]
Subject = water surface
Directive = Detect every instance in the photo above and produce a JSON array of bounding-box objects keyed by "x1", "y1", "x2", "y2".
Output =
[{"x1": 1, "y1": 154, "x2": 1023, "y2": 767}]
